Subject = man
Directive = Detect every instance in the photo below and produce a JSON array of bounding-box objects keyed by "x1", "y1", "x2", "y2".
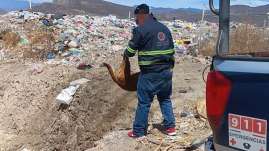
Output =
[{"x1": 124, "y1": 4, "x2": 176, "y2": 138}]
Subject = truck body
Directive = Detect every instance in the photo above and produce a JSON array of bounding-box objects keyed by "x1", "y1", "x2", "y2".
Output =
[
  {"x1": 206, "y1": 0, "x2": 269, "y2": 151},
  {"x1": 207, "y1": 56, "x2": 269, "y2": 151}
]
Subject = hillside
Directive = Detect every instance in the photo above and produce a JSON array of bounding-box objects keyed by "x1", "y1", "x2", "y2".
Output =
[
  {"x1": 0, "y1": 9, "x2": 6, "y2": 14},
  {"x1": 53, "y1": 0, "x2": 133, "y2": 17},
  {"x1": 33, "y1": 3, "x2": 85, "y2": 15},
  {"x1": 152, "y1": 4, "x2": 269, "y2": 26},
  {"x1": 229, "y1": 4, "x2": 269, "y2": 25},
  {"x1": 33, "y1": 0, "x2": 269, "y2": 26}
]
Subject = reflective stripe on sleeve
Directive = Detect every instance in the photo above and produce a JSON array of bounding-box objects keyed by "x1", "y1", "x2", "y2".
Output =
[{"x1": 127, "y1": 47, "x2": 136, "y2": 54}]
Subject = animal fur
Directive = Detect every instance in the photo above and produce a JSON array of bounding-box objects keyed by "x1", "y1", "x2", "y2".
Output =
[{"x1": 103, "y1": 56, "x2": 139, "y2": 91}]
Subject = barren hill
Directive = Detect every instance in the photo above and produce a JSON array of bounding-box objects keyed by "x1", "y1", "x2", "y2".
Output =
[
  {"x1": 33, "y1": 0, "x2": 133, "y2": 17},
  {"x1": 33, "y1": 0, "x2": 269, "y2": 26},
  {"x1": 0, "y1": 9, "x2": 6, "y2": 14}
]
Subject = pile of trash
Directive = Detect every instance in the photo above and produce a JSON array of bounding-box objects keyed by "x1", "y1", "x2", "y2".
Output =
[
  {"x1": 0, "y1": 10, "x2": 217, "y2": 65},
  {"x1": 0, "y1": 11, "x2": 134, "y2": 67},
  {"x1": 166, "y1": 20, "x2": 218, "y2": 57}
]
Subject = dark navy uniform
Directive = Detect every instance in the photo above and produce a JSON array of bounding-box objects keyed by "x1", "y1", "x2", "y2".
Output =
[
  {"x1": 126, "y1": 15, "x2": 176, "y2": 137},
  {"x1": 125, "y1": 16, "x2": 175, "y2": 73}
]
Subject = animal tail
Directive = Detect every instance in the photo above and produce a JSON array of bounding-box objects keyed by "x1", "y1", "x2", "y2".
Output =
[{"x1": 102, "y1": 63, "x2": 119, "y2": 84}]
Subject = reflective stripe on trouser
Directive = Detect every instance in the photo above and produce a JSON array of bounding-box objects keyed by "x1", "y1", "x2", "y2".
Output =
[{"x1": 133, "y1": 69, "x2": 176, "y2": 137}]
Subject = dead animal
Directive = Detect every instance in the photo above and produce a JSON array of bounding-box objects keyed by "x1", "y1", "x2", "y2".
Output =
[{"x1": 103, "y1": 56, "x2": 139, "y2": 91}]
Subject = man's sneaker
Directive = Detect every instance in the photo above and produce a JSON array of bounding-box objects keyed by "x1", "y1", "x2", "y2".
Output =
[
  {"x1": 128, "y1": 131, "x2": 137, "y2": 138},
  {"x1": 128, "y1": 131, "x2": 145, "y2": 139},
  {"x1": 165, "y1": 127, "x2": 177, "y2": 136}
]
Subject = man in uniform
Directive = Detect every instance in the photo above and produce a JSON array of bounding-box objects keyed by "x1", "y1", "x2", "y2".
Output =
[{"x1": 124, "y1": 4, "x2": 176, "y2": 138}]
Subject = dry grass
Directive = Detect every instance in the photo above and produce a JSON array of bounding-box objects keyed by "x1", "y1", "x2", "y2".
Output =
[
  {"x1": 0, "y1": 21, "x2": 57, "y2": 60},
  {"x1": 230, "y1": 25, "x2": 269, "y2": 54},
  {"x1": 0, "y1": 30, "x2": 20, "y2": 48},
  {"x1": 23, "y1": 28, "x2": 56, "y2": 59},
  {"x1": 200, "y1": 25, "x2": 269, "y2": 56},
  {"x1": 199, "y1": 38, "x2": 216, "y2": 56}
]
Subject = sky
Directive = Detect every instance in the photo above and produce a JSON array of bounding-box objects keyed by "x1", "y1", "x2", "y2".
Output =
[{"x1": 17, "y1": 0, "x2": 269, "y2": 9}]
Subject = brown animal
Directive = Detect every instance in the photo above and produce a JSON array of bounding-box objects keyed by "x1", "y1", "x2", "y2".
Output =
[{"x1": 103, "y1": 56, "x2": 140, "y2": 91}]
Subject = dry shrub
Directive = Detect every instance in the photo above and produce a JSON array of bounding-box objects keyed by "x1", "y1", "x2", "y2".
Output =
[
  {"x1": 28, "y1": 28, "x2": 55, "y2": 48},
  {"x1": 230, "y1": 25, "x2": 269, "y2": 54},
  {"x1": 23, "y1": 21, "x2": 40, "y2": 31},
  {"x1": 23, "y1": 28, "x2": 56, "y2": 60},
  {"x1": 199, "y1": 25, "x2": 269, "y2": 56},
  {"x1": 0, "y1": 30, "x2": 20, "y2": 48},
  {"x1": 199, "y1": 38, "x2": 216, "y2": 56}
]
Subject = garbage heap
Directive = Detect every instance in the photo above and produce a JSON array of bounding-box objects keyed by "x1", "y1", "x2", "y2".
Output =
[
  {"x1": 0, "y1": 11, "x2": 216, "y2": 66},
  {"x1": 165, "y1": 20, "x2": 218, "y2": 57},
  {"x1": 0, "y1": 11, "x2": 134, "y2": 67}
]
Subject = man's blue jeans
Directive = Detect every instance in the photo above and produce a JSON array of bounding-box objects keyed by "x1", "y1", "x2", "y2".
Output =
[{"x1": 133, "y1": 69, "x2": 176, "y2": 137}]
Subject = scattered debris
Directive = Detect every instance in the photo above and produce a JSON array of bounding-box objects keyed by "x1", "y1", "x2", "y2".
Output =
[
  {"x1": 0, "y1": 50, "x2": 6, "y2": 60},
  {"x1": 195, "y1": 98, "x2": 207, "y2": 120},
  {"x1": 180, "y1": 111, "x2": 194, "y2": 118},
  {"x1": 70, "y1": 78, "x2": 90, "y2": 86},
  {"x1": 31, "y1": 63, "x2": 44, "y2": 74},
  {"x1": 47, "y1": 52, "x2": 56, "y2": 60},
  {"x1": 188, "y1": 133, "x2": 212, "y2": 150},
  {"x1": 77, "y1": 63, "x2": 93, "y2": 70},
  {"x1": 56, "y1": 78, "x2": 89, "y2": 105},
  {"x1": 20, "y1": 148, "x2": 31, "y2": 151},
  {"x1": 56, "y1": 85, "x2": 80, "y2": 105}
]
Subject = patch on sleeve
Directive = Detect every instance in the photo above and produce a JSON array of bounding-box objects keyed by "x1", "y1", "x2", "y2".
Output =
[{"x1": 158, "y1": 32, "x2": 166, "y2": 41}]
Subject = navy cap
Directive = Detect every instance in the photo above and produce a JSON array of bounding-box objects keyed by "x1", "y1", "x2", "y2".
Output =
[{"x1": 134, "y1": 4, "x2": 150, "y2": 15}]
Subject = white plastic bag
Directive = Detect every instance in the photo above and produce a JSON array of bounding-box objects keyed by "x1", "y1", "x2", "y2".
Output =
[{"x1": 56, "y1": 85, "x2": 80, "y2": 105}]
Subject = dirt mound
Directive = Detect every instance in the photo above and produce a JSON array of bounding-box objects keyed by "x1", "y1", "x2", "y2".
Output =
[
  {"x1": 0, "y1": 60, "x2": 135, "y2": 150},
  {"x1": 0, "y1": 56, "x2": 209, "y2": 150},
  {"x1": 36, "y1": 70, "x2": 136, "y2": 150}
]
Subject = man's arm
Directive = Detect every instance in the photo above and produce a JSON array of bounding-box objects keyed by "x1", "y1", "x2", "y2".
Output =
[{"x1": 124, "y1": 27, "x2": 142, "y2": 57}]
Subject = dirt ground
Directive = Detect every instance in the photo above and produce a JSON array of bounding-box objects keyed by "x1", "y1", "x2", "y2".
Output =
[{"x1": 0, "y1": 55, "x2": 211, "y2": 151}]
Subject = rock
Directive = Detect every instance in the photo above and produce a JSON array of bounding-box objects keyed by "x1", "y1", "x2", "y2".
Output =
[
  {"x1": 178, "y1": 87, "x2": 193, "y2": 93},
  {"x1": 180, "y1": 111, "x2": 193, "y2": 118},
  {"x1": 179, "y1": 89, "x2": 188, "y2": 93}
]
